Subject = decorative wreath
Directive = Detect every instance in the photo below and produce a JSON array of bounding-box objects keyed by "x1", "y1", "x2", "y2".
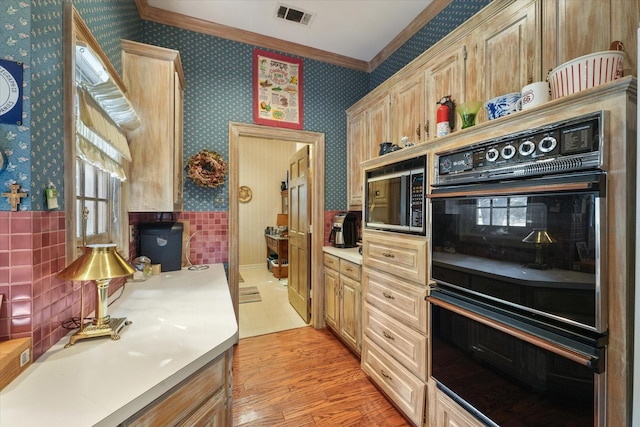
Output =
[{"x1": 186, "y1": 149, "x2": 228, "y2": 188}]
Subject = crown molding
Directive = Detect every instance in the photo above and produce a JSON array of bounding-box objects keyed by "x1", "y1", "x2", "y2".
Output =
[{"x1": 135, "y1": 0, "x2": 451, "y2": 73}]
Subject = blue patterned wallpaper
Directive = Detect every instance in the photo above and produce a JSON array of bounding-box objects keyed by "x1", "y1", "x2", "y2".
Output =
[
  {"x1": 371, "y1": 0, "x2": 492, "y2": 88},
  {"x1": 20, "y1": 0, "x2": 142, "y2": 212},
  {"x1": 4, "y1": 0, "x2": 488, "y2": 212},
  {"x1": 0, "y1": 1, "x2": 31, "y2": 210},
  {"x1": 143, "y1": 23, "x2": 369, "y2": 211}
]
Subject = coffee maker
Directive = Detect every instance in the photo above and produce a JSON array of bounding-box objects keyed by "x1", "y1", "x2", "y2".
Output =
[{"x1": 328, "y1": 212, "x2": 358, "y2": 248}]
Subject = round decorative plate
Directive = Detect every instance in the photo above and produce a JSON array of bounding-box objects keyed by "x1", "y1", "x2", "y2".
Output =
[{"x1": 239, "y1": 186, "x2": 252, "y2": 203}]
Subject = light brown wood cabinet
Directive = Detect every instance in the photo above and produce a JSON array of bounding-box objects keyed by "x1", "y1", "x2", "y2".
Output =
[
  {"x1": 469, "y1": 0, "x2": 541, "y2": 108},
  {"x1": 391, "y1": 71, "x2": 424, "y2": 144},
  {"x1": 123, "y1": 349, "x2": 232, "y2": 427},
  {"x1": 361, "y1": 229, "x2": 428, "y2": 426},
  {"x1": 346, "y1": 92, "x2": 391, "y2": 210},
  {"x1": 323, "y1": 252, "x2": 362, "y2": 354},
  {"x1": 423, "y1": 40, "x2": 468, "y2": 139},
  {"x1": 434, "y1": 390, "x2": 483, "y2": 427},
  {"x1": 542, "y1": 0, "x2": 638, "y2": 80},
  {"x1": 122, "y1": 39, "x2": 185, "y2": 212}
]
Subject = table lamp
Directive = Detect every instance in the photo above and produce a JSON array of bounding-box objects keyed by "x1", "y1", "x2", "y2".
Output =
[
  {"x1": 522, "y1": 229, "x2": 556, "y2": 269},
  {"x1": 57, "y1": 243, "x2": 135, "y2": 347}
]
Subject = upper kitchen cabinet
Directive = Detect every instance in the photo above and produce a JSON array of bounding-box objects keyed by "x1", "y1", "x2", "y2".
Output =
[
  {"x1": 122, "y1": 39, "x2": 185, "y2": 212},
  {"x1": 470, "y1": 0, "x2": 541, "y2": 105},
  {"x1": 391, "y1": 71, "x2": 424, "y2": 145},
  {"x1": 542, "y1": 0, "x2": 638, "y2": 78},
  {"x1": 423, "y1": 39, "x2": 468, "y2": 140},
  {"x1": 346, "y1": 92, "x2": 391, "y2": 210}
]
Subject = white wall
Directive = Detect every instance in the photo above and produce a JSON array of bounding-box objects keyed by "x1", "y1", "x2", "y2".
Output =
[{"x1": 238, "y1": 135, "x2": 297, "y2": 266}]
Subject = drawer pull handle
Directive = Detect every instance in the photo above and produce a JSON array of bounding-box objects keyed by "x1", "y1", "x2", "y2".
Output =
[
  {"x1": 383, "y1": 331, "x2": 394, "y2": 340},
  {"x1": 382, "y1": 292, "x2": 395, "y2": 299},
  {"x1": 381, "y1": 370, "x2": 393, "y2": 380},
  {"x1": 345, "y1": 267, "x2": 352, "y2": 271},
  {"x1": 382, "y1": 252, "x2": 395, "y2": 258}
]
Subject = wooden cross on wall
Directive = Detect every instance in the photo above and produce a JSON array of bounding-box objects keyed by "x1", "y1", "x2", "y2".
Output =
[{"x1": 2, "y1": 183, "x2": 27, "y2": 211}]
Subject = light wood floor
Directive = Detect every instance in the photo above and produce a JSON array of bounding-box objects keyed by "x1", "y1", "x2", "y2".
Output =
[{"x1": 232, "y1": 326, "x2": 411, "y2": 426}]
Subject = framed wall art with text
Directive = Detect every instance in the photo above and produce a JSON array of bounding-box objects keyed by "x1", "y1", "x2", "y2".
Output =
[{"x1": 253, "y1": 49, "x2": 303, "y2": 130}]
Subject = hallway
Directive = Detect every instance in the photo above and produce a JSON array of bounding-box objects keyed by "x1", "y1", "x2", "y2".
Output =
[{"x1": 238, "y1": 265, "x2": 308, "y2": 338}]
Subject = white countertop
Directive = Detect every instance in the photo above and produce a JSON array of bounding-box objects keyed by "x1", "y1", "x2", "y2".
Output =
[
  {"x1": 0, "y1": 264, "x2": 238, "y2": 427},
  {"x1": 323, "y1": 245, "x2": 363, "y2": 265}
]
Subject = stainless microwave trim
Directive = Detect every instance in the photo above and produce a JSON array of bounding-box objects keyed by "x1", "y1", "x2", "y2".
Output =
[{"x1": 365, "y1": 157, "x2": 426, "y2": 235}]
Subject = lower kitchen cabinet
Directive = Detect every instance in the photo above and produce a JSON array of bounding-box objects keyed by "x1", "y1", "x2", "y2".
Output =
[
  {"x1": 361, "y1": 229, "x2": 428, "y2": 426},
  {"x1": 122, "y1": 349, "x2": 232, "y2": 427},
  {"x1": 362, "y1": 338, "x2": 426, "y2": 426},
  {"x1": 433, "y1": 388, "x2": 483, "y2": 427},
  {"x1": 323, "y1": 252, "x2": 362, "y2": 355}
]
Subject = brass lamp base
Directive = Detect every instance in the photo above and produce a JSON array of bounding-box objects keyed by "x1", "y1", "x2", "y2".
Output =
[{"x1": 64, "y1": 317, "x2": 132, "y2": 348}]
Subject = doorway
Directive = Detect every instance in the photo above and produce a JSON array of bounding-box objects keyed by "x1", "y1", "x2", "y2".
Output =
[{"x1": 228, "y1": 122, "x2": 325, "y2": 329}]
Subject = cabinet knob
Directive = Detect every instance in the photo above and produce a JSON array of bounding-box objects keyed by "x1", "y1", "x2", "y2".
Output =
[{"x1": 415, "y1": 125, "x2": 421, "y2": 140}]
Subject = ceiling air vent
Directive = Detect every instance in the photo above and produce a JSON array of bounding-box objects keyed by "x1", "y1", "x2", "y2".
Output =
[{"x1": 275, "y1": 4, "x2": 314, "y2": 26}]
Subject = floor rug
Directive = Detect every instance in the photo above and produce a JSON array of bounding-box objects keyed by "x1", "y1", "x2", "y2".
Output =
[{"x1": 239, "y1": 286, "x2": 261, "y2": 304}]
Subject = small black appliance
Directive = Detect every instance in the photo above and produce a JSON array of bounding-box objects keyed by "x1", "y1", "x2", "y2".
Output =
[
  {"x1": 138, "y1": 222, "x2": 183, "y2": 272},
  {"x1": 328, "y1": 212, "x2": 358, "y2": 248}
]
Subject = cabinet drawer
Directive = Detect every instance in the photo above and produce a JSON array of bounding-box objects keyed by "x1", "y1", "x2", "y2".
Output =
[
  {"x1": 363, "y1": 267, "x2": 427, "y2": 334},
  {"x1": 339, "y1": 259, "x2": 361, "y2": 281},
  {"x1": 364, "y1": 303, "x2": 427, "y2": 381},
  {"x1": 125, "y1": 354, "x2": 227, "y2": 426},
  {"x1": 435, "y1": 388, "x2": 483, "y2": 427},
  {"x1": 324, "y1": 253, "x2": 340, "y2": 270},
  {"x1": 363, "y1": 232, "x2": 427, "y2": 284},
  {"x1": 361, "y1": 337, "x2": 426, "y2": 426}
]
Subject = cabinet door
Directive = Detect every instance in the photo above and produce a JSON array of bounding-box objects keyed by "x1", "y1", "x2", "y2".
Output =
[
  {"x1": 324, "y1": 267, "x2": 340, "y2": 329},
  {"x1": 435, "y1": 389, "x2": 483, "y2": 427},
  {"x1": 473, "y1": 0, "x2": 541, "y2": 106},
  {"x1": 542, "y1": 0, "x2": 638, "y2": 78},
  {"x1": 347, "y1": 109, "x2": 366, "y2": 209},
  {"x1": 391, "y1": 72, "x2": 424, "y2": 144},
  {"x1": 173, "y1": 71, "x2": 184, "y2": 208},
  {"x1": 177, "y1": 388, "x2": 227, "y2": 427},
  {"x1": 339, "y1": 275, "x2": 361, "y2": 352},
  {"x1": 424, "y1": 42, "x2": 468, "y2": 140},
  {"x1": 366, "y1": 93, "x2": 391, "y2": 160}
]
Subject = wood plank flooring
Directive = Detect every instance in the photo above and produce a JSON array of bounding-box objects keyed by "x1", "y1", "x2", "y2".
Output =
[{"x1": 232, "y1": 326, "x2": 411, "y2": 426}]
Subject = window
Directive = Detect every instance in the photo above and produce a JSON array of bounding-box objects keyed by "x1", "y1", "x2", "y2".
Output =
[
  {"x1": 75, "y1": 159, "x2": 122, "y2": 249},
  {"x1": 64, "y1": 5, "x2": 136, "y2": 262},
  {"x1": 476, "y1": 196, "x2": 527, "y2": 227}
]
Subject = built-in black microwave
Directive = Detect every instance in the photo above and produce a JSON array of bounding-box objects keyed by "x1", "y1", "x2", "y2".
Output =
[{"x1": 364, "y1": 155, "x2": 426, "y2": 235}]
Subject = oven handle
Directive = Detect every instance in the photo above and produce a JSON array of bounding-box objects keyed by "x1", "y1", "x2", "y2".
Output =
[
  {"x1": 427, "y1": 295, "x2": 601, "y2": 370},
  {"x1": 427, "y1": 172, "x2": 606, "y2": 199}
]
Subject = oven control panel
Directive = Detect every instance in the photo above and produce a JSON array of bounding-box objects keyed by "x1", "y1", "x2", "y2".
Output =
[{"x1": 435, "y1": 111, "x2": 603, "y2": 185}]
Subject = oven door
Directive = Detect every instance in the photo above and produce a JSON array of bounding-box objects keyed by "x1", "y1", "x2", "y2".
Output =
[
  {"x1": 429, "y1": 171, "x2": 607, "y2": 334},
  {"x1": 429, "y1": 288, "x2": 606, "y2": 427}
]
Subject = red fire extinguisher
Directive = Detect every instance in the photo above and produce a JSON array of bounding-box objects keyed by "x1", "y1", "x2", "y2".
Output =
[{"x1": 436, "y1": 96, "x2": 455, "y2": 137}]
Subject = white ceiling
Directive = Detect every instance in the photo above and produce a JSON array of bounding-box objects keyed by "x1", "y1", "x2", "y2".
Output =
[{"x1": 146, "y1": 0, "x2": 433, "y2": 62}]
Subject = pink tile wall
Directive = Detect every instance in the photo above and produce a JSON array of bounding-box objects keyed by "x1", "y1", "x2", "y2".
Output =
[
  {"x1": 129, "y1": 211, "x2": 229, "y2": 266},
  {"x1": 0, "y1": 208, "x2": 336, "y2": 360},
  {"x1": 1, "y1": 211, "x2": 129, "y2": 360}
]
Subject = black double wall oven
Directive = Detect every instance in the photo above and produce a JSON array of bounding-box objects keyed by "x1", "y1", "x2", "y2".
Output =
[{"x1": 428, "y1": 112, "x2": 607, "y2": 426}]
